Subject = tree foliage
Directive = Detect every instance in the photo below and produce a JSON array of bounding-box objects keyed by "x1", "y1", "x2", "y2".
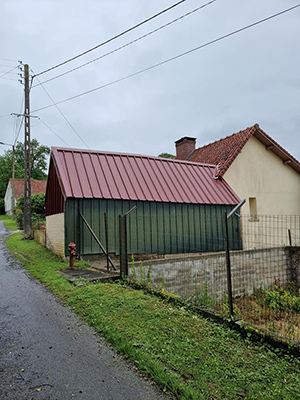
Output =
[
  {"x1": 158, "y1": 153, "x2": 175, "y2": 159},
  {"x1": 0, "y1": 139, "x2": 50, "y2": 198}
]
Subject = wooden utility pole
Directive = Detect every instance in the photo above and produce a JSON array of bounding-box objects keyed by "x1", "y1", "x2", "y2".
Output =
[{"x1": 24, "y1": 64, "x2": 32, "y2": 239}]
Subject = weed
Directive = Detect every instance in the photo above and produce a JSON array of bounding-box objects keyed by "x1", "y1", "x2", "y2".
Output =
[
  {"x1": 131, "y1": 254, "x2": 136, "y2": 280},
  {"x1": 146, "y1": 264, "x2": 152, "y2": 284},
  {"x1": 161, "y1": 272, "x2": 165, "y2": 291}
]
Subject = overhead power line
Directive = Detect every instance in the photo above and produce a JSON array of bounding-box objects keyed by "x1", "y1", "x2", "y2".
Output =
[
  {"x1": 40, "y1": 119, "x2": 70, "y2": 147},
  {"x1": 33, "y1": 0, "x2": 216, "y2": 88},
  {"x1": 14, "y1": 97, "x2": 24, "y2": 145},
  {"x1": 14, "y1": 116, "x2": 24, "y2": 145},
  {"x1": 0, "y1": 70, "x2": 19, "y2": 75},
  {"x1": 32, "y1": 3, "x2": 300, "y2": 113},
  {"x1": 33, "y1": 71, "x2": 89, "y2": 148},
  {"x1": 33, "y1": 0, "x2": 190, "y2": 77},
  {"x1": 0, "y1": 57, "x2": 19, "y2": 62},
  {"x1": 0, "y1": 66, "x2": 18, "y2": 79},
  {"x1": 0, "y1": 64, "x2": 16, "y2": 68}
]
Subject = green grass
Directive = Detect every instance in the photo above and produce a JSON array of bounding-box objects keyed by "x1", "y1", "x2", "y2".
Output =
[
  {"x1": 0, "y1": 214, "x2": 19, "y2": 230},
  {"x1": 6, "y1": 232, "x2": 300, "y2": 400}
]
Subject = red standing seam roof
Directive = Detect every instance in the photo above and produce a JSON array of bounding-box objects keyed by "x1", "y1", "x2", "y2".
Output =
[{"x1": 50, "y1": 147, "x2": 240, "y2": 205}]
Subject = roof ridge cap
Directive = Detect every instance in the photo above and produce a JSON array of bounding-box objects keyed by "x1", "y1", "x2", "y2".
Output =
[
  {"x1": 195, "y1": 124, "x2": 257, "y2": 151},
  {"x1": 52, "y1": 147, "x2": 218, "y2": 168}
]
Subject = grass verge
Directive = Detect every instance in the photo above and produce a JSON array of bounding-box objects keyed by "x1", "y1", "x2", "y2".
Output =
[
  {"x1": 0, "y1": 214, "x2": 18, "y2": 230},
  {"x1": 6, "y1": 232, "x2": 300, "y2": 400}
]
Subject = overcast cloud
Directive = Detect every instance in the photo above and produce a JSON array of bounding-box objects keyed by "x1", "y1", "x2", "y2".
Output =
[{"x1": 0, "y1": 0, "x2": 299, "y2": 162}]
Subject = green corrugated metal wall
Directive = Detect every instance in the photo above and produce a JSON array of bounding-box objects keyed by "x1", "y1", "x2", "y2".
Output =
[{"x1": 65, "y1": 198, "x2": 242, "y2": 257}]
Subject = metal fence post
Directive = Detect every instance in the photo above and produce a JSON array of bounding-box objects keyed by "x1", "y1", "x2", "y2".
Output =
[
  {"x1": 119, "y1": 214, "x2": 128, "y2": 278},
  {"x1": 104, "y1": 212, "x2": 109, "y2": 270},
  {"x1": 77, "y1": 200, "x2": 81, "y2": 258},
  {"x1": 224, "y1": 212, "x2": 234, "y2": 317},
  {"x1": 288, "y1": 229, "x2": 292, "y2": 246}
]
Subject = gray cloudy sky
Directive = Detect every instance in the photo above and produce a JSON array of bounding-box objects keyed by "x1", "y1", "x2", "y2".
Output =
[{"x1": 0, "y1": 0, "x2": 299, "y2": 161}]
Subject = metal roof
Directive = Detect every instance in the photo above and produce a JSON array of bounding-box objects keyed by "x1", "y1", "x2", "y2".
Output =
[{"x1": 50, "y1": 147, "x2": 240, "y2": 205}]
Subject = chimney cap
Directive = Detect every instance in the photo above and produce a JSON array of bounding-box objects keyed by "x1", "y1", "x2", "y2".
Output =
[{"x1": 175, "y1": 136, "x2": 196, "y2": 145}]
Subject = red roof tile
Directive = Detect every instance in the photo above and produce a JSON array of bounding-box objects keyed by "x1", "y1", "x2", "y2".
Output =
[
  {"x1": 189, "y1": 124, "x2": 300, "y2": 177},
  {"x1": 10, "y1": 178, "x2": 47, "y2": 200},
  {"x1": 50, "y1": 147, "x2": 240, "y2": 205}
]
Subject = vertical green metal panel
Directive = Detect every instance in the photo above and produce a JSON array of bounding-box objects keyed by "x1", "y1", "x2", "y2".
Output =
[
  {"x1": 64, "y1": 198, "x2": 242, "y2": 256},
  {"x1": 143, "y1": 202, "x2": 151, "y2": 254},
  {"x1": 169, "y1": 203, "x2": 177, "y2": 253},
  {"x1": 182, "y1": 203, "x2": 189, "y2": 251},
  {"x1": 163, "y1": 203, "x2": 170, "y2": 254},
  {"x1": 189, "y1": 205, "x2": 195, "y2": 252},
  {"x1": 157, "y1": 204, "x2": 164, "y2": 254},
  {"x1": 150, "y1": 202, "x2": 157, "y2": 254}
]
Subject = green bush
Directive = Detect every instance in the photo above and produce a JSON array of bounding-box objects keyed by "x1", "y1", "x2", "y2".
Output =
[
  {"x1": 16, "y1": 193, "x2": 45, "y2": 218},
  {"x1": 0, "y1": 198, "x2": 4, "y2": 214},
  {"x1": 13, "y1": 208, "x2": 24, "y2": 229}
]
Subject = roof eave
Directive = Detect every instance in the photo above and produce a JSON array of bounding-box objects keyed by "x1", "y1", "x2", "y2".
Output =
[{"x1": 254, "y1": 128, "x2": 300, "y2": 174}]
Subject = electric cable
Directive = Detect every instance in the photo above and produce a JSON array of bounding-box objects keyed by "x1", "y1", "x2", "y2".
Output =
[
  {"x1": 0, "y1": 71, "x2": 19, "y2": 75},
  {"x1": 14, "y1": 116, "x2": 24, "y2": 145},
  {"x1": 33, "y1": 0, "x2": 190, "y2": 77},
  {"x1": 0, "y1": 57, "x2": 19, "y2": 62},
  {"x1": 0, "y1": 64, "x2": 16, "y2": 68},
  {"x1": 0, "y1": 66, "x2": 18, "y2": 79},
  {"x1": 32, "y1": 3, "x2": 300, "y2": 113},
  {"x1": 39, "y1": 119, "x2": 70, "y2": 147},
  {"x1": 32, "y1": 70, "x2": 89, "y2": 148},
  {"x1": 33, "y1": 0, "x2": 216, "y2": 88}
]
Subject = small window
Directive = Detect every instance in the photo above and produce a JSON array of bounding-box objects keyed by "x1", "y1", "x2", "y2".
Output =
[{"x1": 249, "y1": 197, "x2": 259, "y2": 221}]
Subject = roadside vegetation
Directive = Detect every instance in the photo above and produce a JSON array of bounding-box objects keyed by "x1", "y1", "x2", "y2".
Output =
[
  {"x1": 0, "y1": 214, "x2": 18, "y2": 230},
  {"x1": 235, "y1": 285, "x2": 300, "y2": 344},
  {"x1": 4, "y1": 228, "x2": 300, "y2": 400}
]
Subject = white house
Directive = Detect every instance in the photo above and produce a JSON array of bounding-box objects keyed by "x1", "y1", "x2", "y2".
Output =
[{"x1": 4, "y1": 178, "x2": 47, "y2": 215}]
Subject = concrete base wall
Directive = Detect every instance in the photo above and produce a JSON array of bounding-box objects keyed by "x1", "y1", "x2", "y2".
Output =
[
  {"x1": 46, "y1": 213, "x2": 65, "y2": 258},
  {"x1": 33, "y1": 230, "x2": 46, "y2": 247},
  {"x1": 130, "y1": 247, "x2": 299, "y2": 300}
]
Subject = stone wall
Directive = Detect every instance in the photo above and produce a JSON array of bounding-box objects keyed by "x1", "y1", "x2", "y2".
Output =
[
  {"x1": 46, "y1": 213, "x2": 65, "y2": 258},
  {"x1": 129, "y1": 247, "x2": 298, "y2": 301}
]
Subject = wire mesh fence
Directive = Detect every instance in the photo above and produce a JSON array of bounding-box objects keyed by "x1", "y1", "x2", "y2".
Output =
[{"x1": 128, "y1": 214, "x2": 300, "y2": 345}]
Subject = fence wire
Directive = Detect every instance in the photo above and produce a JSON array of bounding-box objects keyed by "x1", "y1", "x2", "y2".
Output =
[{"x1": 129, "y1": 214, "x2": 300, "y2": 346}]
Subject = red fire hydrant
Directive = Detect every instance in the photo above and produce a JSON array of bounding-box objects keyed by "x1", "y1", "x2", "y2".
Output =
[{"x1": 68, "y1": 242, "x2": 76, "y2": 270}]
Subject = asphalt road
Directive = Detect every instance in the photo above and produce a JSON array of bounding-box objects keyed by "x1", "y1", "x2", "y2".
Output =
[{"x1": 0, "y1": 222, "x2": 167, "y2": 400}]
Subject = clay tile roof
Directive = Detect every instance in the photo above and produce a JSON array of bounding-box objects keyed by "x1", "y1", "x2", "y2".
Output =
[
  {"x1": 11, "y1": 178, "x2": 47, "y2": 200},
  {"x1": 189, "y1": 124, "x2": 300, "y2": 177}
]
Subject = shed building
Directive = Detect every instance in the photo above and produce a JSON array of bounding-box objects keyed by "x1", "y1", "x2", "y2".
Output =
[{"x1": 45, "y1": 147, "x2": 242, "y2": 259}]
